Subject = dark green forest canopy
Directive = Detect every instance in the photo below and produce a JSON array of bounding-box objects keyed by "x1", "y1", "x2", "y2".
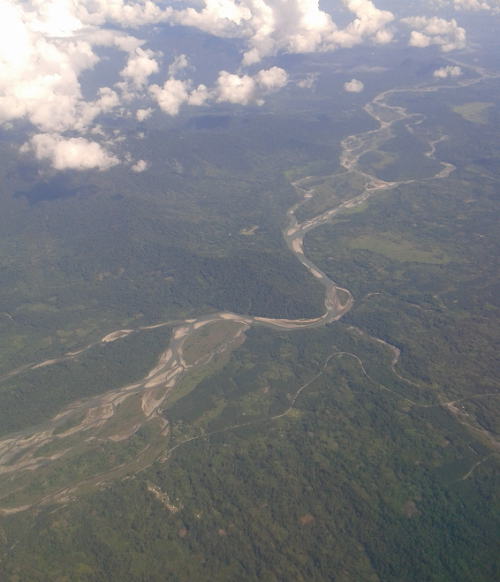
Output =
[
  {"x1": 1, "y1": 324, "x2": 500, "y2": 582},
  {"x1": 0, "y1": 112, "x2": 346, "y2": 374}
]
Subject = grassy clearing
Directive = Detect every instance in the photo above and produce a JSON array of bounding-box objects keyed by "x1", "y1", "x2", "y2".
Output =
[
  {"x1": 182, "y1": 321, "x2": 244, "y2": 366},
  {"x1": 295, "y1": 172, "x2": 367, "y2": 222},
  {"x1": 163, "y1": 332, "x2": 246, "y2": 411},
  {"x1": 451, "y1": 102, "x2": 493, "y2": 124},
  {"x1": 360, "y1": 150, "x2": 397, "y2": 170},
  {"x1": 53, "y1": 410, "x2": 87, "y2": 435},
  {"x1": 96, "y1": 394, "x2": 144, "y2": 440},
  {"x1": 348, "y1": 234, "x2": 450, "y2": 264},
  {"x1": 341, "y1": 202, "x2": 368, "y2": 215}
]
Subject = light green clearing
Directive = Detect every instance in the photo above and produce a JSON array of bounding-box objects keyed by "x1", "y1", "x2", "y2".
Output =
[
  {"x1": 451, "y1": 102, "x2": 494, "y2": 124},
  {"x1": 341, "y1": 201, "x2": 368, "y2": 215},
  {"x1": 349, "y1": 234, "x2": 450, "y2": 264},
  {"x1": 361, "y1": 150, "x2": 397, "y2": 170}
]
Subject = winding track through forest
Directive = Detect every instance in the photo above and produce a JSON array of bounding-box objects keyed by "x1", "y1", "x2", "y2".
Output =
[{"x1": 0, "y1": 58, "x2": 499, "y2": 511}]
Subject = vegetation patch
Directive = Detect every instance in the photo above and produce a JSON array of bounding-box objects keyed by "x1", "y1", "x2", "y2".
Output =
[
  {"x1": 452, "y1": 102, "x2": 494, "y2": 123},
  {"x1": 348, "y1": 233, "x2": 450, "y2": 264},
  {"x1": 181, "y1": 321, "x2": 245, "y2": 367}
]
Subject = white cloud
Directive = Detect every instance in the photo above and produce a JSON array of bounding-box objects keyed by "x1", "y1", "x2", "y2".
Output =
[
  {"x1": 297, "y1": 73, "x2": 318, "y2": 89},
  {"x1": 433, "y1": 65, "x2": 462, "y2": 77},
  {"x1": 136, "y1": 107, "x2": 153, "y2": 121},
  {"x1": 187, "y1": 84, "x2": 210, "y2": 107},
  {"x1": 215, "y1": 71, "x2": 256, "y2": 104},
  {"x1": 255, "y1": 67, "x2": 288, "y2": 90},
  {"x1": 402, "y1": 16, "x2": 467, "y2": 52},
  {"x1": 148, "y1": 66, "x2": 288, "y2": 114},
  {"x1": 0, "y1": 5, "x2": 99, "y2": 133},
  {"x1": 0, "y1": 1, "x2": 140, "y2": 140},
  {"x1": 131, "y1": 159, "x2": 149, "y2": 172},
  {"x1": 0, "y1": 1, "x2": 172, "y2": 170},
  {"x1": 170, "y1": 0, "x2": 394, "y2": 65},
  {"x1": 90, "y1": 124, "x2": 106, "y2": 135},
  {"x1": 168, "y1": 54, "x2": 189, "y2": 76},
  {"x1": 73, "y1": 0, "x2": 173, "y2": 29},
  {"x1": 329, "y1": 0, "x2": 394, "y2": 49},
  {"x1": 447, "y1": 0, "x2": 500, "y2": 10},
  {"x1": 0, "y1": 0, "x2": 481, "y2": 172},
  {"x1": 373, "y1": 28, "x2": 394, "y2": 44},
  {"x1": 407, "y1": 31, "x2": 431, "y2": 48},
  {"x1": 148, "y1": 78, "x2": 190, "y2": 115},
  {"x1": 215, "y1": 67, "x2": 287, "y2": 104},
  {"x1": 120, "y1": 47, "x2": 159, "y2": 88},
  {"x1": 95, "y1": 87, "x2": 121, "y2": 113},
  {"x1": 0, "y1": 0, "x2": 396, "y2": 135},
  {"x1": 24, "y1": 133, "x2": 119, "y2": 170},
  {"x1": 344, "y1": 78, "x2": 364, "y2": 92}
]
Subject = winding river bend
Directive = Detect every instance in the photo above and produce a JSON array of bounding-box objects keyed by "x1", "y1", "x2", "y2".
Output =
[{"x1": 0, "y1": 60, "x2": 497, "y2": 512}]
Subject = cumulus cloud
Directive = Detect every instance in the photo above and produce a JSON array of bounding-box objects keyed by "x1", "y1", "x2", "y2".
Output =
[
  {"x1": 0, "y1": 0, "x2": 152, "y2": 170},
  {"x1": 168, "y1": 54, "x2": 189, "y2": 76},
  {"x1": 433, "y1": 65, "x2": 462, "y2": 77},
  {"x1": 0, "y1": 1, "x2": 98, "y2": 133},
  {"x1": 148, "y1": 78, "x2": 190, "y2": 115},
  {"x1": 436, "y1": 0, "x2": 500, "y2": 10},
  {"x1": 215, "y1": 72, "x2": 256, "y2": 104},
  {"x1": 402, "y1": 16, "x2": 467, "y2": 52},
  {"x1": 22, "y1": 133, "x2": 119, "y2": 170},
  {"x1": 297, "y1": 73, "x2": 318, "y2": 89},
  {"x1": 187, "y1": 84, "x2": 210, "y2": 106},
  {"x1": 454, "y1": 0, "x2": 491, "y2": 7},
  {"x1": 119, "y1": 47, "x2": 159, "y2": 88},
  {"x1": 215, "y1": 67, "x2": 288, "y2": 104},
  {"x1": 407, "y1": 31, "x2": 431, "y2": 48},
  {"x1": 169, "y1": 0, "x2": 394, "y2": 65},
  {"x1": 148, "y1": 66, "x2": 288, "y2": 113},
  {"x1": 131, "y1": 159, "x2": 149, "y2": 172},
  {"x1": 255, "y1": 66, "x2": 288, "y2": 90},
  {"x1": 328, "y1": 0, "x2": 394, "y2": 50},
  {"x1": 0, "y1": 0, "x2": 477, "y2": 171},
  {"x1": 0, "y1": 0, "x2": 394, "y2": 119},
  {"x1": 95, "y1": 87, "x2": 121, "y2": 112},
  {"x1": 71, "y1": 0, "x2": 173, "y2": 29},
  {"x1": 136, "y1": 107, "x2": 153, "y2": 121},
  {"x1": 344, "y1": 78, "x2": 364, "y2": 92}
]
